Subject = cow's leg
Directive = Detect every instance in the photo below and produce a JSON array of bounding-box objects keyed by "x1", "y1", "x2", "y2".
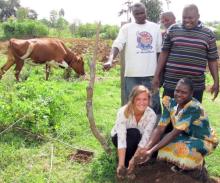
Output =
[
  {"x1": 45, "y1": 64, "x2": 51, "y2": 80},
  {"x1": 0, "y1": 59, "x2": 15, "y2": 79},
  {"x1": 14, "y1": 61, "x2": 24, "y2": 81}
]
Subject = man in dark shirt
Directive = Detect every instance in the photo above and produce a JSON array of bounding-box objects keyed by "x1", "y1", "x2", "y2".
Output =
[{"x1": 153, "y1": 4, "x2": 219, "y2": 102}]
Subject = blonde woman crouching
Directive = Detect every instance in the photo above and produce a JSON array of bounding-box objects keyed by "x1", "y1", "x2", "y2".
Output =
[{"x1": 111, "y1": 85, "x2": 157, "y2": 179}]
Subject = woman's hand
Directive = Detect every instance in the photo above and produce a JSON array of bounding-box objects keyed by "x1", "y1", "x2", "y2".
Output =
[
  {"x1": 134, "y1": 148, "x2": 153, "y2": 164},
  {"x1": 127, "y1": 158, "x2": 135, "y2": 174},
  {"x1": 127, "y1": 158, "x2": 136, "y2": 180},
  {"x1": 116, "y1": 165, "x2": 127, "y2": 179}
]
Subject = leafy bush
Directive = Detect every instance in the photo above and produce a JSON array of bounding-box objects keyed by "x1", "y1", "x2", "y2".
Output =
[
  {"x1": 2, "y1": 18, "x2": 48, "y2": 38},
  {"x1": 100, "y1": 25, "x2": 119, "y2": 40},
  {"x1": 0, "y1": 76, "x2": 86, "y2": 135},
  {"x1": 76, "y1": 23, "x2": 119, "y2": 39},
  {"x1": 214, "y1": 29, "x2": 220, "y2": 40},
  {"x1": 76, "y1": 23, "x2": 97, "y2": 38}
]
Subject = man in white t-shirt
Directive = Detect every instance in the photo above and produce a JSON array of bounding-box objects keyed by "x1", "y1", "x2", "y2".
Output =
[{"x1": 103, "y1": 2, "x2": 162, "y2": 119}]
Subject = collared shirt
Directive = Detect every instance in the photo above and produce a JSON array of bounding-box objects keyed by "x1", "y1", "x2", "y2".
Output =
[
  {"x1": 111, "y1": 105, "x2": 156, "y2": 149},
  {"x1": 162, "y1": 21, "x2": 219, "y2": 91}
]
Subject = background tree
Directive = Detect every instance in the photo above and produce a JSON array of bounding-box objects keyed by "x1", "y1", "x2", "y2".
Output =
[
  {"x1": 56, "y1": 17, "x2": 68, "y2": 37},
  {"x1": 49, "y1": 9, "x2": 58, "y2": 28},
  {"x1": 118, "y1": 0, "x2": 132, "y2": 22},
  {"x1": 141, "y1": 0, "x2": 163, "y2": 23},
  {"x1": 165, "y1": 0, "x2": 171, "y2": 9},
  {"x1": 118, "y1": 0, "x2": 163, "y2": 23},
  {"x1": 27, "y1": 9, "x2": 37, "y2": 20},
  {"x1": 0, "y1": 0, "x2": 21, "y2": 21},
  {"x1": 69, "y1": 18, "x2": 81, "y2": 36},
  {"x1": 16, "y1": 7, "x2": 28, "y2": 20},
  {"x1": 59, "y1": 8, "x2": 65, "y2": 17},
  {"x1": 40, "y1": 18, "x2": 51, "y2": 27},
  {"x1": 16, "y1": 8, "x2": 37, "y2": 21}
]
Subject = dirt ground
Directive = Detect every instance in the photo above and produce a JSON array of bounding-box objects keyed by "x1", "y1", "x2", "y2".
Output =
[{"x1": 118, "y1": 161, "x2": 220, "y2": 183}]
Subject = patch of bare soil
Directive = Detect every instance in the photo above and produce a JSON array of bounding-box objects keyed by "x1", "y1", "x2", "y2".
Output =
[
  {"x1": 118, "y1": 161, "x2": 219, "y2": 183},
  {"x1": 69, "y1": 149, "x2": 94, "y2": 163},
  {"x1": 61, "y1": 38, "x2": 112, "y2": 63}
]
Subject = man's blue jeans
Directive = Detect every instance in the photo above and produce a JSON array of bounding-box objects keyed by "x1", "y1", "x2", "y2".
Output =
[{"x1": 124, "y1": 76, "x2": 161, "y2": 115}]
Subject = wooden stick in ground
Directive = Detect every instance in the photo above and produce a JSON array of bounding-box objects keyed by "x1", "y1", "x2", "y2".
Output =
[
  {"x1": 86, "y1": 22, "x2": 111, "y2": 155},
  {"x1": 48, "y1": 144, "x2": 54, "y2": 183}
]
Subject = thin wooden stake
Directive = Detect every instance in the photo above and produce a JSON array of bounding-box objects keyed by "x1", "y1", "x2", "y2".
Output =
[
  {"x1": 48, "y1": 144, "x2": 54, "y2": 183},
  {"x1": 86, "y1": 22, "x2": 111, "y2": 154}
]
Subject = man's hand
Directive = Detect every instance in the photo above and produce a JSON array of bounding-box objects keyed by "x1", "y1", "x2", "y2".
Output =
[
  {"x1": 103, "y1": 54, "x2": 114, "y2": 71},
  {"x1": 152, "y1": 76, "x2": 160, "y2": 93},
  {"x1": 210, "y1": 83, "x2": 219, "y2": 101},
  {"x1": 103, "y1": 60, "x2": 112, "y2": 71}
]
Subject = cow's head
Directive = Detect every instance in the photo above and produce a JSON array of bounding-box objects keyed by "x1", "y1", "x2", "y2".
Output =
[{"x1": 70, "y1": 54, "x2": 85, "y2": 76}]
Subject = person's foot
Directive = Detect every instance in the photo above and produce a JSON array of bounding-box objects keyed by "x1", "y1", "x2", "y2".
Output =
[
  {"x1": 187, "y1": 166, "x2": 209, "y2": 182},
  {"x1": 170, "y1": 165, "x2": 184, "y2": 173}
]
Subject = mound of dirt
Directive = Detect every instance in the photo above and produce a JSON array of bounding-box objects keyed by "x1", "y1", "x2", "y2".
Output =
[
  {"x1": 69, "y1": 149, "x2": 94, "y2": 163},
  {"x1": 118, "y1": 161, "x2": 219, "y2": 183}
]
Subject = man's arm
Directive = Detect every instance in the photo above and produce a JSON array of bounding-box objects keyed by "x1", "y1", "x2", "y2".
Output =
[
  {"x1": 208, "y1": 60, "x2": 219, "y2": 100},
  {"x1": 103, "y1": 47, "x2": 119, "y2": 71},
  {"x1": 152, "y1": 50, "x2": 169, "y2": 90}
]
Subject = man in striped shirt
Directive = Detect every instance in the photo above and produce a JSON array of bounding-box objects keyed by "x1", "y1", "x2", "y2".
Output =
[{"x1": 153, "y1": 4, "x2": 219, "y2": 102}]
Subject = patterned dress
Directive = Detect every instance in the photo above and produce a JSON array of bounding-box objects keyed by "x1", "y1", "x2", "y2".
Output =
[{"x1": 158, "y1": 96, "x2": 218, "y2": 170}]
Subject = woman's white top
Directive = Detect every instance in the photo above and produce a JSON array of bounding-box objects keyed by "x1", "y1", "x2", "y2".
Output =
[{"x1": 111, "y1": 105, "x2": 157, "y2": 149}]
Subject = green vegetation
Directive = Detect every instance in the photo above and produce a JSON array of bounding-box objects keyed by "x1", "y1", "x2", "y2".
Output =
[
  {"x1": 0, "y1": 51, "x2": 219, "y2": 182},
  {"x1": 76, "y1": 24, "x2": 119, "y2": 40},
  {"x1": 2, "y1": 18, "x2": 49, "y2": 39},
  {"x1": 0, "y1": 19, "x2": 119, "y2": 40},
  {"x1": 214, "y1": 24, "x2": 220, "y2": 40},
  {"x1": 0, "y1": 54, "x2": 120, "y2": 182}
]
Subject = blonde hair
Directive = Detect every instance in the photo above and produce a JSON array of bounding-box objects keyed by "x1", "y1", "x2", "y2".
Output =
[{"x1": 124, "y1": 85, "x2": 151, "y2": 118}]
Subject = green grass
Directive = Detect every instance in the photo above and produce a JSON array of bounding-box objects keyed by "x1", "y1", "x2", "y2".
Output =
[
  {"x1": 0, "y1": 54, "x2": 120, "y2": 182},
  {"x1": 0, "y1": 52, "x2": 220, "y2": 182}
]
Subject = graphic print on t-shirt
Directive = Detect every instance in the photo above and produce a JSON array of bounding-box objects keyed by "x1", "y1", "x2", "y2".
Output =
[{"x1": 136, "y1": 31, "x2": 153, "y2": 53}]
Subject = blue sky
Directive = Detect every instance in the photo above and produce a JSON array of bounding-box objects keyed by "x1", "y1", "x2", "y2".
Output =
[{"x1": 20, "y1": 0, "x2": 220, "y2": 25}]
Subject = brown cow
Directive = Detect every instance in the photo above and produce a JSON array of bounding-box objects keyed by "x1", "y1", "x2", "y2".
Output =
[{"x1": 0, "y1": 38, "x2": 85, "y2": 81}]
